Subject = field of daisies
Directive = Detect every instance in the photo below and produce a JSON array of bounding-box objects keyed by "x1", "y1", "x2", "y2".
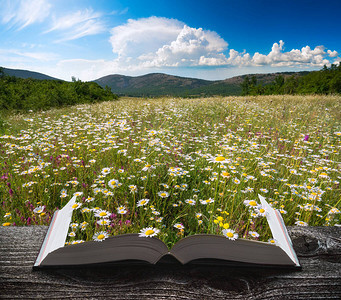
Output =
[{"x1": 1, "y1": 95, "x2": 340, "y2": 246}]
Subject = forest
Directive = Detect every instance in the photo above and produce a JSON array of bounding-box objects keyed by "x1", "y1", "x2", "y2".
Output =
[
  {"x1": 0, "y1": 68, "x2": 118, "y2": 112},
  {"x1": 241, "y1": 63, "x2": 341, "y2": 95}
]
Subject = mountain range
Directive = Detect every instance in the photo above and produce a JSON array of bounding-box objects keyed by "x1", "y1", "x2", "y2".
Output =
[{"x1": 1, "y1": 66, "x2": 309, "y2": 97}]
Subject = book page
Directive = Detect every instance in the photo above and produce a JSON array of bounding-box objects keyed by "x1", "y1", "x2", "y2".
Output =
[
  {"x1": 34, "y1": 195, "x2": 77, "y2": 267},
  {"x1": 259, "y1": 195, "x2": 300, "y2": 267}
]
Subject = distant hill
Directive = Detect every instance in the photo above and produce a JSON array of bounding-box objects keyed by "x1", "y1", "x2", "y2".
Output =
[
  {"x1": 94, "y1": 71, "x2": 310, "y2": 97},
  {"x1": 1, "y1": 66, "x2": 311, "y2": 97},
  {"x1": 1, "y1": 67, "x2": 61, "y2": 81}
]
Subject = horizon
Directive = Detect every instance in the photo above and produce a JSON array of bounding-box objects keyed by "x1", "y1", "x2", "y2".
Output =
[{"x1": 1, "y1": 0, "x2": 340, "y2": 81}]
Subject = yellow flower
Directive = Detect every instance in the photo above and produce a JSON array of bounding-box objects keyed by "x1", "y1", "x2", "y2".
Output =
[
  {"x1": 223, "y1": 223, "x2": 229, "y2": 229},
  {"x1": 2, "y1": 222, "x2": 11, "y2": 226}
]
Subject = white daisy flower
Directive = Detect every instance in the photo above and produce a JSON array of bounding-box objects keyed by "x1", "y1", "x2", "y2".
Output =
[
  {"x1": 137, "y1": 199, "x2": 149, "y2": 207},
  {"x1": 139, "y1": 227, "x2": 160, "y2": 238},
  {"x1": 93, "y1": 231, "x2": 109, "y2": 242},
  {"x1": 33, "y1": 206, "x2": 44, "y2": 214},
  {"x1": 249, "y1": 231, "x2": 260, "y2": 238},
  {"x1": 222, "y1": 229, "x2": 238, "y2": 240},
  {"x1": 174, "y1": 223, "x2": 184, "y2": 230},
  {"x1": 185, "y1": 199, "x2": 196, "y2": 205},
  {"x1": 158, "y1": 191, "x2": 169, "y2": 198}
]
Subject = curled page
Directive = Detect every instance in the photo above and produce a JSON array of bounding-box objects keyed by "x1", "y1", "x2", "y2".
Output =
[
  {"x1": 34, "y1": 196, "x2": 77, "y2": 267},
  {"x1": 259, "y1": 194, "x2": 300, "y2": 267}
]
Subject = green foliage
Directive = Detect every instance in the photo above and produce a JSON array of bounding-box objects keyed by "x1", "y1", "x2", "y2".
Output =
[
  {"x1": 0, "y1": 75, "x2": 118, "y2": 112},
  {"x1": 241, "y1": 63, "x2": 341, "y2": 95}
]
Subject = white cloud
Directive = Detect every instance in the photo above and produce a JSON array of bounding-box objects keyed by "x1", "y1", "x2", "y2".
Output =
[
  {"x1": 0, "y1": 48, "x2": 58, "y2": 62},
  {"x1": 0, "y1": 0, "x2": 51, "y2": 30},
  {"x1": 250, "y1": 41, "x2": 331, "y2": 67},
  {"x1": 327, "y1": 50, "x2": 338, "y2": 58},
  {"x1": 109, "y1": 18, "x2": 336, "y2": 72},
  {"x1": 110, "y1": 17, "x2": 184, "y2": 58},
  {"x1": 109, "y1": 17, "x2": 228, "y2": 68},
  {"x1": 46, "y1": 8, "x2": 106, "y2": 42}
]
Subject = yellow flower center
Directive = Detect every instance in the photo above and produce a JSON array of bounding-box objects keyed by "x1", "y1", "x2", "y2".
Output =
[
  {"x1": 145, "y1": 229, "x2": 155, "y2": 236},
  {"x1": 72, "y1": 204, "x2": 79, "y2": 209},
  {"x1": 140, "y1": 200, "x2": 146, "y2": 205},
  {"x1": 99, "y1": 212, "x2": 106, "y2": 217},
  {"x1": 97, "y1": 234, "x2": 105, "y2": 240},
  {"x1": 215, "y1": 156, "x2": 226, "y2": 162},
  {"x1": 161, "y1": 193, "x2": 166, "y2": 197},
  {"x1": 222, "y1": 172, "x2": 230, "y2": 176},
  {"x1": 2, "y1": 222, "x2": 11, "y2": 226},
  {"x1": 226, "y1": 232, "x2": 234, "y2": 238},
  {"x1": 145, "y1": 164, "x2": 151, "y2": 168},
  {"x1": 259, "y1": 209, "x2": 265, "y2": 213},
  {"x1": 249, "y1": 200, "x2": 257, "y2": 206}
]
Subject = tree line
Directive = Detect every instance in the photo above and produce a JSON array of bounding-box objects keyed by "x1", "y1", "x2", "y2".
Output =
[
  {"x1": 241, "y1": 63, "x2": 341, "y2": 95},
  {"x1": 0, "y1": 68, "x2": 118, "y2": 112}
]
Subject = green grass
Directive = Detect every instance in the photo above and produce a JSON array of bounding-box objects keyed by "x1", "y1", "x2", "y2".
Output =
[{"x1": 0, "y1": 95, "x2": 340, "y2": 247}]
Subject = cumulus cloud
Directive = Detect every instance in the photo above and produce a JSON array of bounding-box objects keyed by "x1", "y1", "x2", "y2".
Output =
[
  {"x1": 46, "y1": 8, "x2": 106, "y2": 42},
  {"x1": 250, "y1": 40, "x2": 330, "y2": 67},
  {"x1": 109, "y1": 18, "x2": 337, "y2": 71},
  {"x1": 109, "y1": 17, "x2": 228, "y2": 68},
  {"x1": 327, "y1": 50, "x2": 338, "y2": 58},
  {"x1": 0, "y1": 0, "x2": 51, "y2": 30}
]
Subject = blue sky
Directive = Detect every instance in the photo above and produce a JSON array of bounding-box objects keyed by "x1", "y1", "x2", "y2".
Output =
[{"x1": 0, "y1": 0, "x2": 340, "y2": 81}]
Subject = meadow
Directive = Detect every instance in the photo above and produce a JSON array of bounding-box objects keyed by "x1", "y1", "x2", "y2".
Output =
[{"x1": 1, "y1": 95, "x2": 340, "y2": 247}]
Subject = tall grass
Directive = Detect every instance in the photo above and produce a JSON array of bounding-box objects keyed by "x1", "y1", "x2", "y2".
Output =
[{"x1": 1, "y1": 95, "x2": 340, "y2": 246}]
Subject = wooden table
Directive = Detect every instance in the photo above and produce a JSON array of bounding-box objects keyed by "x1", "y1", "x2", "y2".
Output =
[{"x1": 1, "y1": 226, "x2": 340, "y2": 299}]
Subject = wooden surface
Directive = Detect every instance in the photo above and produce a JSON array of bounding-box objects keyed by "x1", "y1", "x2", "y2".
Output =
[{"x1": 0, "y1": 226, "x2": 340, "y2": 299}]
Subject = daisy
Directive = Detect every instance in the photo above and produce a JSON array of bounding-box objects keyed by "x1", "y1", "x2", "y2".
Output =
[
  {"x1": 117, "y1": 206, "x2": 127, "y2": 214},
  {"x1": 158, "y1": 191, "x2": 169, "y2": 198},
  {"x1": 221, "y1": 171, "x2": 230, "y2": 178},
  {"x1": 255, "y1": 205, "x2": 267, "y2": 217},
  {"x1": 139, "y1": 227, "x2": 160, "y2": 238},
  {"x1": 97, "y1": 219, "x2": 111, "y2": 226},
  {"x1": 249, "y1": 231, "x2": 260, "y2": 238},
  {"x1": 137, "y1": 199, "x2": 149, "y2": 207},
  {"x1": 108, "y1": 179, "x2": 120, "y2": 189},
  {"x1": 268, "y1": 238, "x2": 277, "y2": 245},
  {"x1": 85, "y1": 197, "x2": 94, "y2": 202},
  {"x1": 93, "y1": 231, "x2": 109, "y2": 242},
  {"x1": 70, "y1": 223, "x2": 78, "y2": 230},
  {"x1": 33, "y1": 206, "x2": 44, "y2": 214},
  {"x1": 94, "y1": 209, "x2": 111, "y2": 218},
  {"x1": 222, "y1": 229, "x2": 238, "y2": 240},
  {"x1": 174, "y1": 223, "x2": 184, "y2": 230},
  {"x1": 243, "y1": 199, "x2": 258, "y2": 208},
  {"x1": 210, "y1": 156, "x2": 228, "y2": 164},
  {"x1": 101, "y1": 167, "x2": 111, "y2": 175},
  {"x1": 185, "y1": 199, "x2": 196, "y2": 205},
  {"x1": 200, "y1": 198, "x2": 214, "y2": 205},
  {"x1": 4, "y1": 212, "x2": 11, "y2": 218},
  {"x1": 295, "y1": 220, "x2": 308, "y2": 226},
  {"x1": 73, "y1": 191, "x2": 83, "y2": 197},
  {"x1": 233, "y1": 178, "x2": 240, "y2": 184},
  {"x1": 71, "y1": 202, "x2": 82, "y2": 210}
]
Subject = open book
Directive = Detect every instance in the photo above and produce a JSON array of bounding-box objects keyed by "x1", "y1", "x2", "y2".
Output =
[{"x1": 33, "y1": 195, "x2": 300, "y2": 269}]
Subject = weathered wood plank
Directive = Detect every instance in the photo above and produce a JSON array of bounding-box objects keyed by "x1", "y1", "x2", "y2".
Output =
[{"x1": 0, "y1": 226, "x2": 340, "y2": 299}]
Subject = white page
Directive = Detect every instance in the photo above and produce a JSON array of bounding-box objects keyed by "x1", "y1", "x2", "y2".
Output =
[
  {"x1": 259, "y1": 194, "x2": 300, "y2": 266},
  {"x1": 34, "y1": 195, "x2": 77, "y2": 267}
]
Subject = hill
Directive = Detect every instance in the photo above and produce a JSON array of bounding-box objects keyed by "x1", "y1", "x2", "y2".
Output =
[
  {"x1": 94, "y1": 71, "x2": 309, "y2": 97},
  {"x1": 1, "y1": 67, "x2": 60, "y2": 81}
]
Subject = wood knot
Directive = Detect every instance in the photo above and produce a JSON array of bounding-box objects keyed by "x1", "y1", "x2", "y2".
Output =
[{"x1": 293, "y1": 235, "x2": 320, "y2": 256}]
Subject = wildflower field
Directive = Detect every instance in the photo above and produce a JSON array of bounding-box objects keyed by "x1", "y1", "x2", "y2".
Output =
[{"x1": 1, "y1": 95, "x2": 340, "y2": 247}]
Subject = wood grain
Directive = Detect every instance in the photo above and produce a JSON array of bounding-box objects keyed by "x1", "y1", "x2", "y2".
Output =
[{"x1": 1, "y1": 226, "x2": 340, "y2": 299}]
